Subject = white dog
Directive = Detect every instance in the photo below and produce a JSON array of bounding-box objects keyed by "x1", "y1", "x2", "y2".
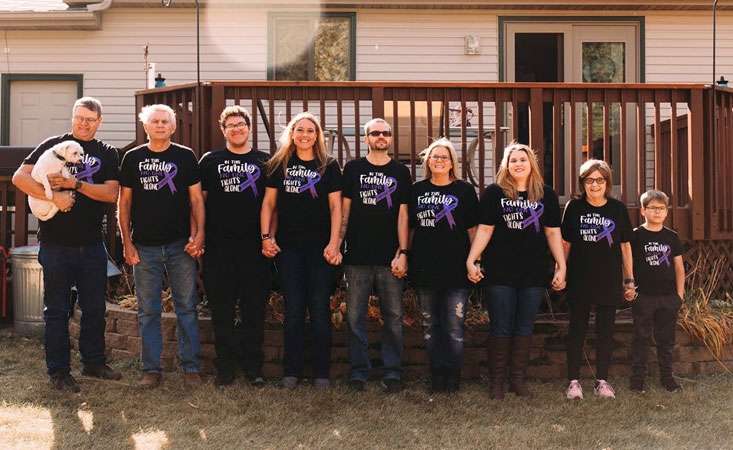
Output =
[{"x1": 29, "y1": 140, "x2": 84, "y2": 221}]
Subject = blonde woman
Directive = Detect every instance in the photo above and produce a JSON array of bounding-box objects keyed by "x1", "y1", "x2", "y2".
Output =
[
  {"x1": 466, "y1": 143, "x2": 565, "y2": 400},
  {"x1": 260, "y1": 112, "x2": 342, "y2": 389},
  {"x1": 561, "y1": 159, "x2": 635, "y2": 400},
  {"x1": 408, "y1": 138, "x2": 478, "y2": 393}
]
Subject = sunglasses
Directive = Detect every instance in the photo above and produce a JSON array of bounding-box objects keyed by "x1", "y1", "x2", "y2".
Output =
[{"x1": 367, "y1": 130, "x2": 392, "y2": 137}]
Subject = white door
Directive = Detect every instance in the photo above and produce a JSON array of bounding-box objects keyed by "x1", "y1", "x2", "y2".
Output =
[{"x1": 9, "y1": 80, "x2": 77, "y2": 146}]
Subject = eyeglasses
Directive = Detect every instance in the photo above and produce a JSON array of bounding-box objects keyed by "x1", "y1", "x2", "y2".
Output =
[
  {"x1": 73, "y1": 116, "x2": 99, "y2": 125},
  {"x1": 224, "y1": 122, "x2": 248, "y2": 130},
  {"x1": 430, "y1": 155, "x2": 451, "y2": 161},
  {"x1": 583, "y1": 177, "x2": 607, "y2": 186},
  {"x1": 367, "y1": 130, "x2": 392, "y2": 137},
  {"x1": 645, "y1": 206, "x2": 668, "y2": 212}
]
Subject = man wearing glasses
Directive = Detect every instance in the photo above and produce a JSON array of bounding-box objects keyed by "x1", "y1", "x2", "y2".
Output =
[
  {"x1": 339, "y1": 118, "x2": 412, "y2": 393},
  {"x1": 198, "y1": 106, "x2": 271, "y2": 387},
  {"x1": 12, "y1": 97, "x2": 122, "y2": 392}
]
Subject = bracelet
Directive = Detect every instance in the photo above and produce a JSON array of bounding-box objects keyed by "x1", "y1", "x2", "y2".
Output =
[
  {"x1": 261, "y1": 234, "x2": 271, "y2": 241},
  {"x1": 623, "y1": 278, "x2": 635, "y2": 285},
  {"x1": 398, "y1": 249, "x2": 409, "y2": 256}
]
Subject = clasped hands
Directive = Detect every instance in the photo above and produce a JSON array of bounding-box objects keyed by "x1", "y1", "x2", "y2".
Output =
[{"x1": 466, "y1": 260, "x2": 567, "y2": 291}]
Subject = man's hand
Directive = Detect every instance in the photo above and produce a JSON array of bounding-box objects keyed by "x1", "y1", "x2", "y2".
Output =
[
  {"x1": 551, "y1": 266, "x2": 567, "y2": 291},
  {"x1": 185, "y1": 235, "x2": 205, "y2": 258},
  {"x1": 123, "y1": 242, "x2": 140, "y2": 266},
  {"x1": 47, "y1": 172, "x2": 76, "y2": 191},
  {"x1": 52, "y1": 191, "x2": 75, "y2": 212},
  {"x1": 467, "y1": 260, "x2": 484, "y2": 284},
  {"x1": 261, "y1": 238, "x2": 281, "y2": 258},
  {"x1": 391, "y1": 254, "x2": 407, "y2": 278},
  {"x1": 323, "y1": 241, "x2": 342, "y2": 266}
]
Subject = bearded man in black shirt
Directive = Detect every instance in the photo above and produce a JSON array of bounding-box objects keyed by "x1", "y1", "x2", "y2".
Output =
[{"x1": 12, "y1": 97, "x2": 122, "y2": 392}]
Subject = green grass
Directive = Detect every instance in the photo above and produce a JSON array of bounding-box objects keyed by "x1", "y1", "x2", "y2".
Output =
[{"x1": 1, "y1": 330, "x2": 732, "y2": 450}]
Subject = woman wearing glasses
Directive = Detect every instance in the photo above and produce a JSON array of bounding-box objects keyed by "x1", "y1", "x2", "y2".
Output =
[
  {"x1": 466, "y1": 143, "x2": 565, "y2": 400},
  {"x1": 560, "y1": 159, "x2": 636, "y2": 400},
  {"x1": 260, "y1": 112, "x2": 342, "y2": 390},
  {"x1": 409, "y1": 138, "x2": 478, "y2": 393}
]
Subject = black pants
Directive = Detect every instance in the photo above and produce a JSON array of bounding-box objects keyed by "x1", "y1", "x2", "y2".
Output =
[
  {"x1": 203, "y1": 240, "x2": 271, "y2": 375},
  {"x1": 566, "y1": 302, "x2": 617, "y2": 381},
  {"x1": 631, "y1": 293, "x2": 680, "y2": 380}
]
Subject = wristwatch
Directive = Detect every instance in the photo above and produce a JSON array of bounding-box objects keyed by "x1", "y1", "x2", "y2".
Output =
[
  {"x1": 398, "y1": 248, "x2": 409, "y2": 256},
  {"x1": 74, "y1": 180, "x2": 82, "y2": 191},
  {"x1": 261, "y1": 233, "x2": 272, "y2": 241}
]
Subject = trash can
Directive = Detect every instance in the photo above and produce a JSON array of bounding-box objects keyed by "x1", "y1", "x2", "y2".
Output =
[{"x1": 10, "y1": 245, "x2": 44, "y2": 336}]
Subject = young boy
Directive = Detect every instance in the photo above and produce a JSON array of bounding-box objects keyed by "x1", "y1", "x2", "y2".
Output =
[{"x1": 630, "y1": 190, "x2": 685, "y2": 393}]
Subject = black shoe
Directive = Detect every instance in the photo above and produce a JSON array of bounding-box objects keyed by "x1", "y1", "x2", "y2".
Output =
[
  {"x1": 629, "y1": 378, "x2": 646, "y2": 393},
  {"x1": 349, "y1": 379, "x2": 366, "y2": 392},
  {"x1": 381, "y1": 378, "x2": 403, "y2": 394},
  {"x1": 50, "y1": 372, "x2": 81, "y2": 393},
  {"x1": 661, "y1": 377, "x2": 682, "y2": 392},
  {"x1": 82, "y1": 364, "x2": 122, "y2": 381},
  {"x1": 215, "y1": 370, "x2": 235, "y2": 387},
  {"x1": 430, "y1": 370, "x2": 446, "y2": 393},
  {"x1": 445, "y1": 372, "x2": 461, "y2": 393}
]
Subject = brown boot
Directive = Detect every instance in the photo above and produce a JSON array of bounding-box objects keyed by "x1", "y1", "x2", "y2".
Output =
[
  {"x1": 509, "y1": 335, "x2": 533, "y2": 397},
  {"x1": 184, "y1": 372, "x2": 203, "y2": 387},
  {"x1": 488, "y1": 336, "x2": 511, "y2": 400},
  {"x1": 139, "y1": 372, "x2": 162, "y2": 388}
]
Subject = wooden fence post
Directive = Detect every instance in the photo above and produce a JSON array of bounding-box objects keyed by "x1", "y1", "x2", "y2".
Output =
[{"x1": 688, "y1": 88, "x2": 706, "y2": 240}]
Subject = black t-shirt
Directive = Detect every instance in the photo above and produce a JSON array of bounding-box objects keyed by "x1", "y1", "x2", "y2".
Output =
[
  {"x1": 632, "y1": 226, "x2": 683, "y2": 296},
  {"x1": 479, "y1": 183, "x2": 561, "y2": 288},
  {"x1": 342, "y1": 157, "x2": 412, "y2": 266},
  {"x1": 199, "y1": 149, "x2": 269, "y2": 244},
  {"x1": 409, "y1": 179, "x2": 478, "y2": 288},
  {"x1": 23, "y1": 133, "x2": 119, "y2": 246},
  {"x1": 561, "y1": 197, "x2": 633, "y2": 306},
  {"x1": 266, "y1": 156, "x2": 342, "y2": 248},
  {"x1": 120, "y1": 143, "x2": 200, "y2": 246}
]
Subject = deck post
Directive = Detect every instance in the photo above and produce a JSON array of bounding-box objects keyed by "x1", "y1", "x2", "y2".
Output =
[{"x1": 688, "y1": 88, "x2": 706, "y2": 240}]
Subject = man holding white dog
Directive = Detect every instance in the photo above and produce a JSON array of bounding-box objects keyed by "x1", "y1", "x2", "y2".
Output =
[
  {"x1": 12, "y1": 97, "x2": 122, "y2": 392},
  {"x1": 118, "y1": 104, "x2": 205, "y2": 388}
]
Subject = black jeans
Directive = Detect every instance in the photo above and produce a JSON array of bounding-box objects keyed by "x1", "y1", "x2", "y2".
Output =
[
  {"x1": 203, "y1": 240, "x2": 271, "y2": 375},
  {"x1": 566, "y1": 301, "x2": 617, "y2": 381},
  {"x1": 38, "y1": 242, "x2": 108, "y2": 376},
  {"x1": 631, "y1": 293, "x2": 680, "y2": 380}
]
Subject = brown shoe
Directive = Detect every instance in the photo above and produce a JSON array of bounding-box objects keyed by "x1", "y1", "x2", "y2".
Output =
[
  {"x1": 183, "y1": 372, "x2": 202, "y2": 387},
  {"x1": 139, "y1": 372, "x2": 162, "y2": 388},
  {"x1": 509, "y1": 335, "x2": 533, "y2": 397}
]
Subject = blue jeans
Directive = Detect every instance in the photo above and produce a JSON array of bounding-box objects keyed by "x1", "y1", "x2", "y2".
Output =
[
  {"x1": 39, "y1": 242, "x2": 108, "y2": 376},
  {"x1": 417, "y1": 288, "x2": 469, "y2": 371},
  {"x1": 486, "y1": 285, "x2": 545, "y2": 337},
  {"x1": 277, "y1": 246, "x2": 336, "y2": 379},
  {"x1": 345, "y1": 265, "x2": 404, "y2": 381},
  {"x1": 134, "y1": 239, "x2": 200, "y2": 373}
]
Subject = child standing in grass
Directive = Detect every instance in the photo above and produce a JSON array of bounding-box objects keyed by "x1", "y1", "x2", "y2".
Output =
[{"x1": 630, "y1": 190, "x2": 685, "y2": 393}]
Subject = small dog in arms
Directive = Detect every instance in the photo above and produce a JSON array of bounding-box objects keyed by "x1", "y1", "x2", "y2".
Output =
[{"x1": 29, "y1": 140, "x2": 84, "y2": 221}]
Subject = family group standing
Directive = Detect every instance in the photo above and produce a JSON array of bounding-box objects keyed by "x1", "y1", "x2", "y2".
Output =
[{"x1": 13, "y1": 97, "x2": 686, "y2": 399}]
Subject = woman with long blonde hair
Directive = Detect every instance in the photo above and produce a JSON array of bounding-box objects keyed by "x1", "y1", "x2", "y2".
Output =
[
  {"x1": 260, "y1": 112, "x2": 343, "y2": 389},
  {"x1": 409, "y1": 138, "x2": 478, "y2": 393},
  {"x1": 466, "y1": 142, "x2": 565, "y2": 400}
]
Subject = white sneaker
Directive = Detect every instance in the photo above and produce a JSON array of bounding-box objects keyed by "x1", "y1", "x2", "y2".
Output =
[
  {"x1": 565, "y1": 379, "x2": 583, "y2": 399},
  {"x1": 594, "y1": 379, "x2": 616, "y2": 399}
]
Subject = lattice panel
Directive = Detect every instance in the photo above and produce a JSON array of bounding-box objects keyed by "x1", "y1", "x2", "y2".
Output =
[{"x1": 684, "y1": 240, "x2": 733, "y2": 297}]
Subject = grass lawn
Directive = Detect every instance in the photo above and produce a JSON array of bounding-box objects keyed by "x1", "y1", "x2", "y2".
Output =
[{"x1": 1, "y1": 330, "x2": 732, "y2": 450}]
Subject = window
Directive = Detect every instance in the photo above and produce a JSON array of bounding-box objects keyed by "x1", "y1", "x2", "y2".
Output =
[{"x1": 269, "y1": 13, "x2": 355, "y2": 81}]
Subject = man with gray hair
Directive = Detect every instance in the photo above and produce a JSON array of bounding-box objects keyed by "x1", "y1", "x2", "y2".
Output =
[
  {"x1": 13, "y1": 97, "x2": 122, "y2": 392},
  {"x1": 118, "y1": 104, "x2": 205, "y2": 388},
  {"x1": 339, "y1": 118, "x2": 412, "y2": 393}
]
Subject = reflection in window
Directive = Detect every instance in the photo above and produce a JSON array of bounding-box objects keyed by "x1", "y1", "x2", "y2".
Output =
[{"x1": 271, "y1": 14, "x2": 354, "y2": 81}]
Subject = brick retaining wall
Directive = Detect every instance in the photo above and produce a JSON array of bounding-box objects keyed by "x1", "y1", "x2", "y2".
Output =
[{"x1": 69, "y1": 303, "x2": 733, "y2": 380}]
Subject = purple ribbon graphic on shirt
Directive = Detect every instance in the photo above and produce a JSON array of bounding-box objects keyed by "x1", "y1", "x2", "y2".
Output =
[
  {"x1": 155, "y1": 163, "x2": 178, "y2": 193},
  {"x1": 297, "y1": 173, "x2": 321, "y2": 198},
  {"x1": 238, "y1": 165, "x2": 261, "y2": 196},
  {"x1": 658, "y1": 247, "x2": 672, "y2": 267},
  {"x1": 74, "y1": 158, "x2": 100, "y2": 183},
  {"x1": 520, "y1": 202, "x2": 545, "y2": 233},
  {"x1": 434, "y1": 195, "x2": 458, "y2": 229},
  {"x1": 374, "y1": 177, "x2": 398, "y2": 208},
  {"x1": 596, "y1": 220, "x2": 616, "y2": 246}
]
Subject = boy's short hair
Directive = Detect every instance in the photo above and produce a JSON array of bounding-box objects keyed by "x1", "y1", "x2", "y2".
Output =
[{"x1": 640, "y1": 189, "x2": 670, "y2": 208}]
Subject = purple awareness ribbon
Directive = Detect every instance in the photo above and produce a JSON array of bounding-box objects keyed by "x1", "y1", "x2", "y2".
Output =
[
  {"x1": 374, "y1": 177, "x2": 398, "y2": 208},
  {"x1": 434, "y1": 195, "x2": 458, "y2": 229},
  {"x1": 658, "y1": 247, "x2": 672, "y2": 266},
  {"x1": 238, "y1": 165, "x2": 261, "y2": 196},
  {"x1": 297, "y1": 173, "x2": 321, "y2": 198},
  {"x1": 595, "y1": 220, "x2": 616, "y2": 246},
  {"x1": 74, "y1": 159, "x2": 100, "y2": 183},
  {"x1": 155, "y1": 164, "x2": 178, "y2": 193},
  {"x1": 520, "y1": 202, "x2": 545, "y2": 233}
]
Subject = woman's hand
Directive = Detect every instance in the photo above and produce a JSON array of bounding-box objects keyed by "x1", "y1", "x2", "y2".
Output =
[
  {"x1": 262, "y1": 238, "x2": 281, "y2": 258},
  {"x1": 323, "y1": 241, "x2": 342, "y2": 266},
  {"x1": 391, "y1": 254, "x2": 407, "y2": 278},
  {"x1": 623, "y1": 284, "x2": 638, "y2": 302},
  {"x1": 466, "y1": 260, "x2": 484, "y2": 284},
  {"x1": 551, "y1": 266, "x2": 566, "y2": 291}
]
